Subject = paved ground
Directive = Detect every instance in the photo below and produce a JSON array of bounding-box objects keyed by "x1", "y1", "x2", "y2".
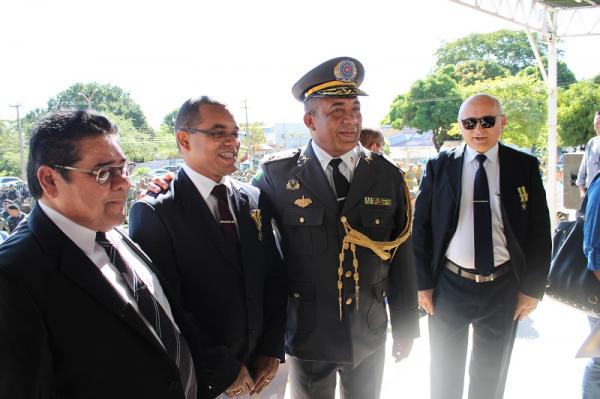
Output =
[
  {"x1": 277, "y1": 297, "x2": 592, "y2": 399},
  {"x1": 380, "y1": 297, "x2": 591, "y2": 399}
]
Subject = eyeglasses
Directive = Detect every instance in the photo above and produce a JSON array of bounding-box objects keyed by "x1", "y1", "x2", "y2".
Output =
[
  {"x1": 177, "y1": 127, "x2": 243, "y2": 142},
  {"x1": 460, "y1": 115, "x2": 499, "y2": 130},
  {"x1": 53, "y1": 161, "x2": 135, "y2": 185}
]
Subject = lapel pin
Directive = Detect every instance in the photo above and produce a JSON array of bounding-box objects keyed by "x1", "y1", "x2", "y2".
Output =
[
  {"x1": 249, "y1": 209, "x2": 263, "y2": 241},
  {"x1": 517, "y1": 186, "x2": 528, "y2": 210}
]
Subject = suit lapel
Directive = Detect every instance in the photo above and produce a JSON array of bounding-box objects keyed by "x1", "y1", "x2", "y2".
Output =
[
  {"x1": 498, "y1": 143, "x2": 513, "y2": 205},
  {"x1": 295, "y1": 143, "x2": 338, "y2": 212},
  {"x1": 28, "y1": 206, "x2": 166, "y2": 355},
  {"x1": 447, "y1": 145, "x2": 465, "y2": 203},
  {"x1": 342, "y1": 151, "x2": 377, "y2": 213},
  {"x1": 176, "y1": 170, "x2": 242, "y2": 272}
]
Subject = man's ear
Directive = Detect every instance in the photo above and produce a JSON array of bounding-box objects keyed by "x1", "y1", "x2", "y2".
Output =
[
  {"x1": 37, "y1": 165, "x2": 60, "y2": 198},
  {"x1": 303, "y1": 113, "x2": 315, "y2": 131},
  {"x1": 500, "y1": 114, "x2": 507, "y2": 129},
  {"x1": 176, "y1": 131, "x2": 191, "y2": 151}
]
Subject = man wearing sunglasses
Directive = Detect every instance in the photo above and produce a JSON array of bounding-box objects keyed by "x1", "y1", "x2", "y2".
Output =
[
  {"x1": 413, "y1": 93, "x2": 551, "y2": 399},
  {"x1": 0, "y1": 109, "x2": 205, "y2": 398},
  {"x1": 129, "y1": 97, "x2": 286, "y2": 398}
]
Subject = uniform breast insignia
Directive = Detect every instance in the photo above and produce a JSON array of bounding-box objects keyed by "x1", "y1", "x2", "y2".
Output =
[
  {"x1": 364, "y1": 197, "x2": 392, "y2": 206},
  {"x1": 249, "y1": 209, "x2": 263, "y2": 241},
  {"x1": 294, "y1": 196, "x2": 312, "y2": 208},
  {"x1": 286, "y1": 179, "x2": 300, "y2": 190},
  {"x1": 517, "y1": 186, "x2": 528, "y2": 210}
]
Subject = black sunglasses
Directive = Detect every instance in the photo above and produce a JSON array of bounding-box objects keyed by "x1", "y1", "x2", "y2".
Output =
[{"x1": 460, "y1": 115, "x2": 499, "y2": 130}]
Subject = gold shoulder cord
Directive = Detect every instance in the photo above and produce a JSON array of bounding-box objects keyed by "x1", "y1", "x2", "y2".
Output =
[{"x1": 336, "y1": 177, "x2": 413, "y2": 321}]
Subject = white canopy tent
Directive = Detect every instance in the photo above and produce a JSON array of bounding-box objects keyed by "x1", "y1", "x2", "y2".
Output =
[{"x1": 449, "y1": 0, "x2": 600, "y2": 222}]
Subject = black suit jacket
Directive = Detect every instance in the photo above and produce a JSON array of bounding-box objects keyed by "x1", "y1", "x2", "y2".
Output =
[
  {"x1": 413, "y1": 143, "x2": 551, "y2": 299},
  {"x1": 254, "y1": 142, "x2": 419, "y2": 367},
  {"x1": 0, "y1": 205, "x2": 208, "y2": 399},
  {"x1": 129, "y1": 169, "x2": 286, "y2": 396}
]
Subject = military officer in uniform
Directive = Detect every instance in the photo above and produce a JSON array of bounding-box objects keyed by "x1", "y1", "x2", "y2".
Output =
[{"x1": 253, "y1": 57, "x2": 419, "y2": 399}]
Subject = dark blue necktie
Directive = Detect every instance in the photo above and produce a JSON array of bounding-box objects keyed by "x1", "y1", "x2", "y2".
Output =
[
  {"x1": 96, "y1": 232, "x2": 197, "y2": 398},
  {"x1": 330, "y1": 158, "x2": 349, "y2": 210},
  {"x1": 473, "y1": 154, "x2": 494, "y2": 274}
]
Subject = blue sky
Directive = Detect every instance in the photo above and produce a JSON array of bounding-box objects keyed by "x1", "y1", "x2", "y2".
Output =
[{"x1": 1, "y1": 0, "x2": 598, "y2": 129}]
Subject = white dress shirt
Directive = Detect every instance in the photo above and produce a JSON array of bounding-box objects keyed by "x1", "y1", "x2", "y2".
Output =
[
  {"x1": 445, "y1": 144, "x2": 510, "y2": 270},
  {"x1": 182, "y1": 164, "x2": 238, "y2": 233},
  {"x1": 38, "y1": 200, "x2": 179, "y2": 341},
  {"x1": 311, "y1": 141, "x2": 360, "y2": 194}
]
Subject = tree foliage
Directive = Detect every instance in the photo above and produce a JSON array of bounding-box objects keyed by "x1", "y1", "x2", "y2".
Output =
[
  {"x1": 517, "y1": 58, "x2": 577, "y2": 88},
  {"x1": 0, "y1": 120, "x2": 24, "y2": 176},
  {"x1": 435, "y1": 30, "x2": 549, "y2": 75},
  {"x1": 161, "y1": 108, "x2": 178, "y2": 132},
  {"x1": 449, "y1": 60, "x2": 510, "y2": 86},
  {"x1": 557, "y1": 80, "x2": 600, "y2": 147},
  {"x1": 46, "y1": 82, "x2": 151, "y2": 131},
  {"x1": 384, "y1": 69, "x2": 462, "y2": 152}
]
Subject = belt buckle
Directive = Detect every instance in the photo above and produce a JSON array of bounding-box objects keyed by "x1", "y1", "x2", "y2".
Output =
[{"x1": 475, "y1": 273, "x2": 494, "y2": 283}]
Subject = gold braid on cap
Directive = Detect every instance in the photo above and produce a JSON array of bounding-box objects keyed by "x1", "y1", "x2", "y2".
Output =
[{"x1": 336, "y1": 176, "x2": 413, "y2": 321}]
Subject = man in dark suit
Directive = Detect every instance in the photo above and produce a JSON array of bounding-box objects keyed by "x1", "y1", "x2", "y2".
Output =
[
  {"x1": 129, "y1": 97, "x2": 286, "y2": 398},
  {"x1": 253, "y1": 57, "x2": 419, "y2": 399},
  {"x1": 413, "y1": 93, "x2": 551, "y2": 399},
  {"x1": 0, "y1": 109, "x2": 202, "y2": 399}
]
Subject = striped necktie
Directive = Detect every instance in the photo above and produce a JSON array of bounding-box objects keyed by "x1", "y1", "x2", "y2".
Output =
[{"x1": 96, "y1": 232, "x2": 197, "y2": 398}]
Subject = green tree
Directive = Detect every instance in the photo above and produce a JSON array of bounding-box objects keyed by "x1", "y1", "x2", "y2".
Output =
[
  {"x1": 46, "y1": 82, "x2": 151, "y2": 132},
  {"x1": 0, "y1": 120, "x2": 23, "y2": 176},
  {"x1": 161, "y1": 108, "x2": 178, "y2": 132},
  {"x1": 461, "y1": 74, "x2": 547, "y2": 149},
  {"x1": 450, "y1": 60, "x2": 510, "y2": 86},
  {"x1": 384, "y1": 69, "x2": 462, "y2": 152},
  {"x1": 435, "y1": 30, "x2": 549, "y2": 75},
  {"x1": 517, "y1": 58, "x2": 577, "y2": 88},
  {"x1": 557, "y1": 80, "x2": 600, "y2": 147}
]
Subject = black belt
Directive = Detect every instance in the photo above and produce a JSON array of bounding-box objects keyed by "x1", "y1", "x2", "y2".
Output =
[{"x1": 445, "y1": 259, "x2": 511, "y2": 283}]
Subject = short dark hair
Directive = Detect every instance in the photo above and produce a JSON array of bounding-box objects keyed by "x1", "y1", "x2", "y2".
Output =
[
  {"x1": 360, "y1": 128, "x2": 384, "y2": 148},
  {"x1": 7, "y1": 204, "x2": 19, "y2": 211},
  {"x1": 27, "y1": 108, "x2": 118, "y2": 199},
  {"x1": 174, "y1": 96, "x2": 226, "y2": 131}
]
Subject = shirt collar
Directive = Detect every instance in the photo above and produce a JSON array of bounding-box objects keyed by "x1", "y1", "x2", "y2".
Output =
[
  {"x1": 464, "y1": 143, "x2": 499, "y2": 165},
  {"x1": 182, "y1": 163, "x2": 232, "y2": 201},
  {"x1": 38, "y1": 200, "x2": 98, "y2": 256},
  {"x1": 310, "y1": 140, "x2": 360, "y2": 171}
]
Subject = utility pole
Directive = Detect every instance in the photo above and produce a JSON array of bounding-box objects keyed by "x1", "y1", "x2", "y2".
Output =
[
  {"x1": 243, "y1": 100, "x2": 253, "y2": 163},
  {"x1": 9, "y1": 103, "x2": 26, "y2": 180}
]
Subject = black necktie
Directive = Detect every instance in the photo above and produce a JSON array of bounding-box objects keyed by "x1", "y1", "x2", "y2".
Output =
[
  {"x1": 473, "y1": 154, "x2": 494, "y2": 274},
  {"x1": 95, "y1": 232, "x2": 197, "y2": 398},
  {"x1": 211, "y1": 184, "x2": 239, "y2": 243},
  {"x1": 329, "y1": 158, "x2": 349, "y2": 209}
]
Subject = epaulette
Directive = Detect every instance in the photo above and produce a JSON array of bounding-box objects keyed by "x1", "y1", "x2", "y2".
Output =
[
  {"x1": 261, "y1": 148, "x2": 301, "y2": 164},
  {"x1": 373, "y1": 151, "x2": 402, "y2": 171}
]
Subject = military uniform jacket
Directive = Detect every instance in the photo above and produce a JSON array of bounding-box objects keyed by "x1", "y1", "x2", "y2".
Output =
[{"x1": 254, "y1": 141, "x2": 419, "y2": 367}]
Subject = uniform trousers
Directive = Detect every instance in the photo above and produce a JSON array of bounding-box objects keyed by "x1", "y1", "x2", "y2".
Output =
[
  {"x1": 429, "y1": 266, "x2": 519, "y2": 399},
  {"x1": 288, "y1": 345, "x2": 385, "y2": 399}
]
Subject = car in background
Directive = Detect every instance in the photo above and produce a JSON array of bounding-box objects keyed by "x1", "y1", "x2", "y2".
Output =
[
  {"x1": 150, "y1": 168, "x2": 171, "y2": 177},
  {"x1": 0, "y1": 176, "x2": 23, "y2": 188}
]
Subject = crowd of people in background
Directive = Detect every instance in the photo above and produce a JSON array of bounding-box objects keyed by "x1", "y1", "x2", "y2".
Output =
[{"x1": 0, "y1": 183, "x2": 31, "y2": 239}]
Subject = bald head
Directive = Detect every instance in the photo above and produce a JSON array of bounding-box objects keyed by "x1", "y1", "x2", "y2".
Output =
[{"x1": 458, "y1": 94, "x2": 503, "y2": 120}]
